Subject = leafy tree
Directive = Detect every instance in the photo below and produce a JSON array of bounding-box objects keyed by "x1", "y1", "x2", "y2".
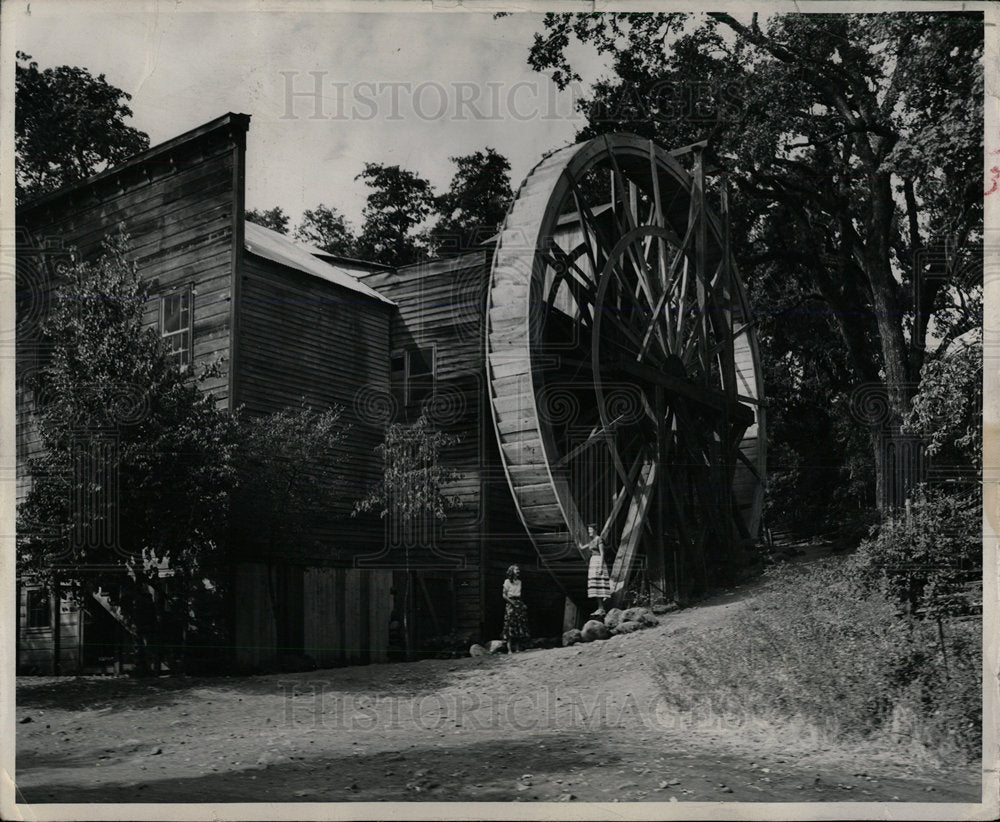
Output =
[
  {"x1": 354, "y1": 415, "x2": 461, "y2": 653},
  {"x1": 293, "y1": 204, "x2": 357, "y2": 257},
  {"x1": 231, "y1": 403, "x2": 350, "y2": 661},
  {"x1": 522, "y1": 11, "x2": 983, "y2": 509},
  {"x1": 354, "y1": 163, "x2": 435, "y2": 267},
  {"x1": 15, "y1": 52, "x2": 150, "y2": 203},
  {"x1": 17, "y1": 232, "x2": 237, "y2": 674},
  {"x1": 904, "y1": 337, "x2": 982, "y2": 474},
  {"x1": 852, "y1": 486, "x2": 980, "y2": 617},
  {"x1": 430, "y1": 148, "x2": 513, "y2": 256},
  {"x1": 354, "y1": 414, "x2": 462, "y2": 527},
  {"x1": 245, "y1": 206, "x2": 291, "y2": 234}
]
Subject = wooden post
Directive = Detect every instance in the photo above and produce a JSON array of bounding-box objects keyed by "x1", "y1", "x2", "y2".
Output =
[
  {"x1": 691, "y1": 145, "x2": 709, "y2": 379},
  {"x1": 51, "y1": 574, "x2": 61, "y2": 676},
  {"x1": 562, "y1": 597, "x2": 580, "y2": 633},
  {"x1": 649, "y1": 386, "x2": 668, "y2": 601},
  {"x1": 404, "y1": 570, "x2": 416, "y2": 660}
]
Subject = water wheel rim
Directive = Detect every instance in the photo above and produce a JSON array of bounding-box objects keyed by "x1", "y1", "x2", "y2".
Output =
[{"x1": 486, "y1": 133, "x2": 766, "y2": 592}]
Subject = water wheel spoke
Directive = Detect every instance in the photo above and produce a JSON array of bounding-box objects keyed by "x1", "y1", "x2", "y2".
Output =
[
  {"x1": 600, "y1": 307, "x2": 653, "y2": 356},
  {"x1": 542, "y1": 247, "x2": 596, "y2": 327},
  {"x1": 638, "y1": 238, "x2": 690, "y2": 363},
  {"x1": 680, "y1": 314, "x2": 710, "y2": 371},
  {"x1": 605, "y1": 146, "x2": 659, "y2": 313},
  {"x1": 603, "y1": 166, "x2": 659, "y2": 324},
  {"x1": 554, "y1": 413, "x2": 629, "y2": 468},
  {"x1": 600, "y1": 449, "x2": 648, "y2": 540},
  {"x1": 556, "y1": 244, "x2": 599, "y2": 294},
  {"x1": 609, "y1": 457, "x2": 658, "y2": 597},
  {"x1": 565, "y1": 172, "x2": 619, "y2": 271},
  {"x1": 648, "y1": 139, "x2": 665, "y2": 230},
  {"x1": 707, "y1": 319, "x2": 756, "y2": 361},
  {"x1": 674, "y1": 256, "x2": 691, "y2": 352}
]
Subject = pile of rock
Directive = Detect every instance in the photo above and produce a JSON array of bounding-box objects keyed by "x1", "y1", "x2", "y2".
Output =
[
  {"x1": 561, "y1": 606, "x2": 661, "y2": 646},
  {"x1": 467, "y1": 603, "x2": 675, "y2": 655}
]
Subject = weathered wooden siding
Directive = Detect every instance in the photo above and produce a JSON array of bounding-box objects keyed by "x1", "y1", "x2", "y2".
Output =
[
  {"x1": 233, "y1": 253, "x2": 392, "y2": 554},
  {"x1": 16, "y1": 114, "x2": 249, "y2": 509},
  {"x1": 358, "y1": 254, "x2": 486, "y2": 639},
  {"x1": 358, "y1": 251, "x2": 567, "y2": 641},
  {"x1": 233, "y1": 562, "x2": 276, "y2": 670},
  {"x1": 232, "y1": 260, "x2": 393, "y2": 666},
  {"x1": 17, "y1": 585, "x2": 83, "y2": 674},
  {"x1": 234, "y1": 562, "x2": 392, "y2": 669}
]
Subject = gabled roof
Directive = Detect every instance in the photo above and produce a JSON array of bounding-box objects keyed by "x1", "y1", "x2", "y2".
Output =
[{"x1": 243, "y1": 222, "x2": 395, "y2": 306}]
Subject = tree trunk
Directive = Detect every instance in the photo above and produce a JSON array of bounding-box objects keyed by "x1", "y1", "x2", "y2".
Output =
[
  {"x1": 866, "y1": 175, "x2": 914, "y2": 425},
  {"x1": 870, "y1": 427, "x2": 885, "y2": 514},
  {"x1": 866, "y1": 177, "x2": 920, "y2": 513}
]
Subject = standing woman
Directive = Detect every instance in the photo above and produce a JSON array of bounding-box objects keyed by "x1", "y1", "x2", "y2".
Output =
[
  {"x1": 502, "y1": 564, "x2": 530, "y2": 653},
  {"x1": 583, "y1": 524, "x2": 611, "y2": 616}
]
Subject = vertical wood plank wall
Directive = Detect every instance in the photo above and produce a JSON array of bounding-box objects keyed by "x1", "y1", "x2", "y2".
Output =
[
  {"x1": 17, "y1": 586, "x2": 83, "y2": 673},
  {"x1": 235, "y1": 255, "x2": 391, "y2": 524},
  {"x1": 358, "y1": 252, "x2": 569, "y2": 641},
  {"x1": 357, "y1": 254, "x2": 487, "y2": 640},
  {"x1": 236, "y1": 563, "x2": 392, "y2": 669}
]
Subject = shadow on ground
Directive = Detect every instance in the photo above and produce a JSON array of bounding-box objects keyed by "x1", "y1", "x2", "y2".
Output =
[{"x1": 17, "y1": 654, "x2": 499, "y2": 712}]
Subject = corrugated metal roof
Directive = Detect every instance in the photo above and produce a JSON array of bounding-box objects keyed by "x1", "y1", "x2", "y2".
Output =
[{"x1": 243, "y1": 221, "x2": 395, "y2": 306}]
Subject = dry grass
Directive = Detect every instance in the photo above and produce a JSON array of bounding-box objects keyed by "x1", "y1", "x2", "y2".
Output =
[{"x1": 650, "y1": 558, "x2": 981, "y2": 764}]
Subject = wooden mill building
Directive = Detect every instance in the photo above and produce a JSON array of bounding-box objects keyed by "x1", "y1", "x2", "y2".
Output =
[
  {"x1": 15, "y1": 113, "x2": 563, "y2": 673},
  {"x1": 16, "y1": 112, "x2": 766, "y2": 674}
]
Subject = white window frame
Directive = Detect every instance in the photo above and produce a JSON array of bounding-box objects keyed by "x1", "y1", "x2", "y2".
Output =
[{"x1": 159, "y1": 284, "x2": 194, "y2": 370}]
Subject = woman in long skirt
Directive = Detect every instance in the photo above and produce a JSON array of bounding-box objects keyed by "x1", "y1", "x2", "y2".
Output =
[
  {"x1": 502, "y1": 564, "x2": 530, "y2": 653},
  {"x1": 583, "y1": 524, "x2": 611, "y2": 616}
]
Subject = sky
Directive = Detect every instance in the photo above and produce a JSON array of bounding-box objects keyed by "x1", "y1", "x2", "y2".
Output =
[{"x1": 13, "y1": 2, "x2": 609, "y2": 230}]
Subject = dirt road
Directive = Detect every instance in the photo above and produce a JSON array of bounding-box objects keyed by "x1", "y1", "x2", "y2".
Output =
[{"x1": 15, "y1": 585, "x2": 981, "y2": 805}]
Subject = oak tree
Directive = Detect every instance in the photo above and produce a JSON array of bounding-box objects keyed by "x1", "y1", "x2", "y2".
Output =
[{"x1": 15, "y1": 52, "x2": 150, "y2": 203}]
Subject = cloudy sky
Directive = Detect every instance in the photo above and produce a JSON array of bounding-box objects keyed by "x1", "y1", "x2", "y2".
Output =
[{"x1": 13, "y1": 1, "x2": 610, "y2": 229}]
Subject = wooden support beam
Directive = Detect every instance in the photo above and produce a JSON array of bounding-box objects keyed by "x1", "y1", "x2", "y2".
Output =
[
  {"x1": 609, "y1": 458, "x2": 657, "y2": 605},
  {"x1": 617, "y1": 356, "x2": 755, "y2": 428}
]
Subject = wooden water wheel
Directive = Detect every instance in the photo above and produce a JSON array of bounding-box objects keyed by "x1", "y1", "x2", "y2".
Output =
[{"x1": 486, "y1": 133, "x2": 765, "y2": 607}]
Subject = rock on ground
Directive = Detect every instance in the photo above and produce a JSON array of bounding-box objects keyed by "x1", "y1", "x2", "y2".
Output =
[
  {"x1": 622, "y1": 605, "x2": 653, "y2": 622},
  {"x1": 612, "y1": 620, "x2": 640, "y2": 635},
  {"x1": 603, "y1": 608, "x2": 625, "y2": 629},
  {"x1": 562, "y1": 628, "x2": 583, "y2": 646},
  {"x1": 651, "y1": 600, "x2": 679, "y2": 615},
  {"x1": 581, "y1": 620, "x2": 611, "y2": 641}
]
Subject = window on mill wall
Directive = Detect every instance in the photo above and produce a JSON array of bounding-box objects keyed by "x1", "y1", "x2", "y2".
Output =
[
  {"x1": 390, "y1": 346, "x2": 436, "y2": 420},
  {"x1": 160, "y1": 285, "x2": 193, "y2": 368}
]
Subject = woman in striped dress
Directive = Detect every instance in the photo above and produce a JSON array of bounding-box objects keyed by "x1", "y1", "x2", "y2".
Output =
[{"x1": 583, "y1": 524, "x2": 611, "y2": 616}]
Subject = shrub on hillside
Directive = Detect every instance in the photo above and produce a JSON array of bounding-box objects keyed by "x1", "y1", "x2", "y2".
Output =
[
  {"x1": 654, "y1": 560, "x2": 981, "y2": 760},
  {"x1": 891, "y1": 618, "x2": 981, "y2": 761},
  {"x1": 851, "y1": 486, "x2": 981, "y2": 616}
]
